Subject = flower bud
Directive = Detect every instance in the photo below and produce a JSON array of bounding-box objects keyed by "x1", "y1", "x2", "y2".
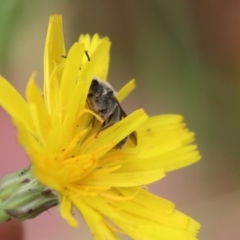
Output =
[{"x1": 0, "y1": 166, "x2": 58, "y2": 222}]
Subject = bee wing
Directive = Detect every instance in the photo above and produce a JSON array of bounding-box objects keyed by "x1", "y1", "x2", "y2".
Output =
[
  {"x1": 114, "y1": 96, "x2": 138, "y2": 146},
  {"x1": 129, "y1": 130, "x2": 138, "y2": 146}
]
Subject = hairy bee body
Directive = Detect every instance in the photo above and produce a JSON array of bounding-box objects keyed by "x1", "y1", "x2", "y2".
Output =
[{"x1": 87, "y1": 78, "x2": 136, "y2": 149}]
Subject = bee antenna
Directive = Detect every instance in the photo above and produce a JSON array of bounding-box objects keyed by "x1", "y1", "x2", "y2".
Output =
[{"x1": 85, "y1": 51, "x2": 90, "y2": 61}]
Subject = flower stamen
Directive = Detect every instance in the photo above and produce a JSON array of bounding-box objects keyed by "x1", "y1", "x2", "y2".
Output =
[{"x1": 57, "y1": 128, "x2": 89, "y2": 161}]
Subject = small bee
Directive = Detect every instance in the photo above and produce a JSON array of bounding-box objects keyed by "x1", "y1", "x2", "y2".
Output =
[{"x1": 87, "y1": 78, "x2": 137, "y2": 149}]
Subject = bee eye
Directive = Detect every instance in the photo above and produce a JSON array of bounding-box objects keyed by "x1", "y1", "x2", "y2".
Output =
[
  {"x1": 91, "y1": 79, "x2": 99, "y2": 87},
  {"x1": 107, "y1": 91, "x2": 113, "y2": 97},
  {"x1": 90, "y1": 79, "x2": 100, "y2": 93}
]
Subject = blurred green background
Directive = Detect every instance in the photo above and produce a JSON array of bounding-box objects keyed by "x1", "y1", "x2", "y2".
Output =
[{"x1": 0, "y1": 0, "x2": 240, "y2": 239}]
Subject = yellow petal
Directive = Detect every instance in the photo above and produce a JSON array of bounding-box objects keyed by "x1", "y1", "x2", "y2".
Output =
[
  {"x1": 72, "y1": 197, "x2": 118, "y2": 240},
  {"x1": 60, "y1": 196, "x2": 78, "y2": 227},
  {"x1": 90, "y1": 38, "x2": 110, "y2": 80},
  {"x1": 82, "y1": 168, "x2": 165, "y2": 187},
  {"x1": 70, "y1": 60, "x2": 100, "y2": 136},
  {"x1": 79, "y1": 34, "x2": 91, "y2": 50},
  {"x1": 60, "y1": 42, "x2": 84, "y2": 109},
  {"x1": 118, "y1": 187, "x2": 175, "y2": 214},
  {"x1": 90, "y1": 34, "x2": 101, "y2": 52},
  {"x1": 117, "y1": 188, "x2": 200, "y2": 235},
  {"x1": 26, "y1": 73, "x2": 50, "y2": 142},
  {"x1": 118, "y1": 114, "x2": 200, "y2": 172},
  {"x1": 13, "y1": 119, "x2": 44, "y2": 160},
  {"x1": 157, "y1": 145, "x2": 201, "y2": 172},
  {"x1": 138, "y1": 114, "x2": 184, "y2": 128},
  {"x1": 0, "y1": 76, "x2": 33, "y2": 131},
  {"x1": 82, "y1": 195, "x2": 199, "y2": 240},
  {"x1": 117, "y1": 217, "x2": 198, "y2": 240},
  {"x1": 44, "y1": 14, "x2": 66, "y2": 113},
  {"x1": 116, "y1": 79, "x2": 136, "y2": 102},
  {"x1": 80, "y1": 109, "x2": 148, "y2": 158}
]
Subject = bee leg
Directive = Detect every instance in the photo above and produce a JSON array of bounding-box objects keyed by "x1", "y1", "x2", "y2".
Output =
[
  {"x1": 91, "y1": 116, "x2": 96, "y2": 127},
  {"x1": 95, "y1": 107, "x2": 120, "y2": 138},
  {"x1": 95, "y1": 121, "x2": 114, "y2": 138}
]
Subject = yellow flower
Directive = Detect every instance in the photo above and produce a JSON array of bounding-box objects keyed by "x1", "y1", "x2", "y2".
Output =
[{"x1": 0, "y1": 14, "x2": 201, "y2": 240}]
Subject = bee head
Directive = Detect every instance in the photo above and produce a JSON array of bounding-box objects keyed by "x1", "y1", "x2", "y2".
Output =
[{"x1": 89, "y1": 79, "x2": 100, "y2": 95}]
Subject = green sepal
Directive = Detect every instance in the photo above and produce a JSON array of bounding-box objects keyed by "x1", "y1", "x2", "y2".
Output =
[
  {"x1": 0, "y1": 199, "x2": 10, "y2": 223},
  {"x1": 0, "y1": 166, "x2": 58, "y2": 222}
]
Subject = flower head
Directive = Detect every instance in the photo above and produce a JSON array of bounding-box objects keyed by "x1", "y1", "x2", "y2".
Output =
[{"x1": 0, "y1": 14, "x2": 201, "y2": 239}]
